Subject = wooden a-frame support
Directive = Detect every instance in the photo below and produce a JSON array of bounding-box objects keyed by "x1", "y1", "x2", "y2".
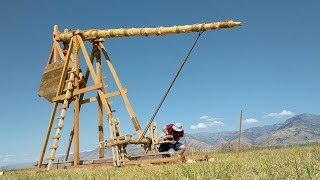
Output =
[{"x1": 38, "y1": 34, "x2": 143, "y2": 169}]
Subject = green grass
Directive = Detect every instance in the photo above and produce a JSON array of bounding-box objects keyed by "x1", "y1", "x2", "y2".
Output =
[{"x1": 2, "y1": 144, "x2": 320, "y2": 180}]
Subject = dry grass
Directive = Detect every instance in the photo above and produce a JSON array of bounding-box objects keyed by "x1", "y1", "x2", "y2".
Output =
[{"x1": 1, "y1": 143, "x2": 320, "y2": 180}]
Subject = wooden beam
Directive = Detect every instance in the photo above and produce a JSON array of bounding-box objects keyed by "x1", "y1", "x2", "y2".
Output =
[
  {"x1": 74, "y1": 83, "x2": 103, "y2": 96},
  {"x1": 73, "y1": 36, "x2": 80, "y2": 166},
  {"x1": 105, "y1": 89, "x2": 128, "y2": 98},
  {"x1": 76, "y1": 36, "x2": 99, "y2": 83},
  {"x1": 55, "y1": 41, "x2": 65, "y2": 60},
  {"x1": 53, "y1": 42, "x2": 58, "y2": 63},
  {"x1": 58, "y1": 21, "x2": 242, "y2": 42},
  {"x1": 79, "y1": 89, "x2": 128, "y2": 105},
  {"x1": 55, "y1": 38, "x2": 74, "y2": 97},
  {"x1": 186, "y1": 155, "x2": 208, "y2": 161},
  {"x1": 52, "y1": 83, "x2": 103, "y2": 102},
  {"x1": 125, "y1": 156, "x2": 186, "y2": 165},
  {"x1": 96, "y1": 45, "x2": 104, "y2": 158},
  {"x1": 46, "y1": 45, "x2": 54, "y2": 65},
  {"x1": 80, "y1": 96, "x2": 98, "y2": 104}
]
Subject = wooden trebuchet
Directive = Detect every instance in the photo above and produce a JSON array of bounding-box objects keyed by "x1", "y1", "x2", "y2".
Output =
[{"x1": 56, "y1": 20, "x2": 242, "y2": 42}]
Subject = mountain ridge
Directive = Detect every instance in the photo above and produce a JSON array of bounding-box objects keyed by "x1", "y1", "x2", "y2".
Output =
[{"x1": 186, "y1": 113, "x2": 320, "y2": 150}]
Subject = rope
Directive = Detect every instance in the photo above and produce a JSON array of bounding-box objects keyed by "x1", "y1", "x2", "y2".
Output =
[{"x1": 139, "y1": 31, "x2": 205, "y2": 142}]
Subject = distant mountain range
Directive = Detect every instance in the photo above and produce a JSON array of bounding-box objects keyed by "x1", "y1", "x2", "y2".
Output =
[
  {"x1": 183, "y1": 113, "x2": 320, "y2": 152},
  {"x1": 2, "y1": 113, "x2": 319, "y2": 170}
]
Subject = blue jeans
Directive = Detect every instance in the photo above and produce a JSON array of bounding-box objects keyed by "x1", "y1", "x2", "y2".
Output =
[{"x1": 159, "y1": 142, "x2": 183, "y2": 152}]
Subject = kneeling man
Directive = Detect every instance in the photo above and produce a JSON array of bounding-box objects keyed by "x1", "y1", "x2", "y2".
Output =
[{"x1": 159, "y1": 122, "x2": 186, "y2": 156}]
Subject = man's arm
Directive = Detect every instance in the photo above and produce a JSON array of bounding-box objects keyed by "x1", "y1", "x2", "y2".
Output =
[{"x1": 162, "y1": 126, "x2": 169, "y2": 135}]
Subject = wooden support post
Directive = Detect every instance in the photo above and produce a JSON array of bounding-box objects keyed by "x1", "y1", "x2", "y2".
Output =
[
  {"x1": 148, "y1": 122, "x2": 158, "y2": 153},
  {"x1": 53, "y1": 26, "x2": 59, "y2": 63},
  {"x1": 95, "y1": 44, "x2": 105, "y2": 158},
  {"x1": 64, "y1": 129, "x2": 73, "y2": 161},
  {"x1": 98, "y1": 43, "x2": 143, "y2": 137},
  {"x1": 73, "y1": 37, "x2": 80, "y2": 166},
  {"x1": 64, "y1": 46, "x2": 96, "y2": 161},
  {"x1": 55, "y1": 41, "x2": 65, "y2": 59},
  {"x1": 237, "y1": 110, "x2": 243, "y2": 157},
  {"x1": 46, "y1": 46, "x2": 54, "y2": 65}
]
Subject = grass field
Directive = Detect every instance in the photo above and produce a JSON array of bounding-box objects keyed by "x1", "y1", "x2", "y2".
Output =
[{"x1": 1, "y1": 143, "x2": 320, "y2": 180}]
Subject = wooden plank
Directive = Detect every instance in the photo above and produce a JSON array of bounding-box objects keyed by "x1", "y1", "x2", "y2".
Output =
[
  {"x1": 55, "y1": 41, "x2": 65, "y2": 60},
  {"x1": 72, "y1": 83, "x2": 102, "y2": 96},
  {"x1": 77, "y1": 36, "x2": 99, "y2": 83},
  {"x1": 185, "y1": 155, "x2": 208, "y2": 161},
  {"x1": 80, "y1": 89, "x2": 128, "y2": 105},
  {"x1": 53, "y1": 42, "x2": 58, "y2": 63},
  {"x1": 46, "y1": 45, "x2": 54, "y2": 65},
  {"x1": 74, "y1": 95, "x2": 80, "y2": 166},
  {"x1": 105, "y1": 89, "x2": 128, "y2": 98},
  {"x1": 44, "y1": 155, "x2": 206, "y2": 169},
  {"x1": 73, "y1": 37, "x2": 80, "y2": 166},
  {"x1": 128, "y1": 152, "x2": 173, "y2": 159},
  {"x1": 79, "y1": 89, "x2": 128, "y2": 104},
  {"x1": 125, "y1": 156, "x2": 185, "y2": 165},
  {"x1": 55, "y1": 38, "x2": 74, "y2": 97},
  {"x1": 80, "y1": 96, "x2": 98, "y2": 104},
  {"x1": 52, "y1": 83, "x2": 103, "y2": 102},
  {"x1": 96, "y1": 47, "x2": 105, "y2": 158}
]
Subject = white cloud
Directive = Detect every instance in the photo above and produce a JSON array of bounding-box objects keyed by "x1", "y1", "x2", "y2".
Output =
[
  {"x1": 190, "y1": 123, "x2": 208, "y2": 130},
  {"x1": 200, "y1": 116, "x2": 209, "y2": 120},
  {"x1": 207, "y1": 120, "x2": 224, "y2": 126},
  {"x1": 243, "y1": 118, "x2": 258, "y2": 125},
  {"x1": 191, "y1": 115, "x2": 225, "y2": 130},
  {"x1": 190, "y1": 125, "x2": 198, "y2": 130},
  {"x1": 263, "y1": 110, "x2": 295, "y2": 119}
]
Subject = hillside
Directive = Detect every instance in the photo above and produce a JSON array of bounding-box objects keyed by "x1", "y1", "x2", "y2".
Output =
[
  {"x1": 255, "y1": 113, "x2": 320, "y2": 146},
  {"x1": 185, "y1": 113, "x2": 320, "y2": 151}
]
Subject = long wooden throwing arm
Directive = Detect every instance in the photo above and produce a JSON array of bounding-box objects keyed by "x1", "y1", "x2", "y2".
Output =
[{"x1": 56, "y1": 20, "x2": 242, "y2": 42}]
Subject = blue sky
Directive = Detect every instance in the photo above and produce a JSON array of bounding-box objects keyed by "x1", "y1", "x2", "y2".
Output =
[{"x1": 0, "y1": 0, "x2": 319, "y2": 166}]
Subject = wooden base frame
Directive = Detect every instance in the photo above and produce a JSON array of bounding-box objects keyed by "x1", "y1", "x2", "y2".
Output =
[{"x1": 37, "y1": 155, "x2": 209, "y2": 170}]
